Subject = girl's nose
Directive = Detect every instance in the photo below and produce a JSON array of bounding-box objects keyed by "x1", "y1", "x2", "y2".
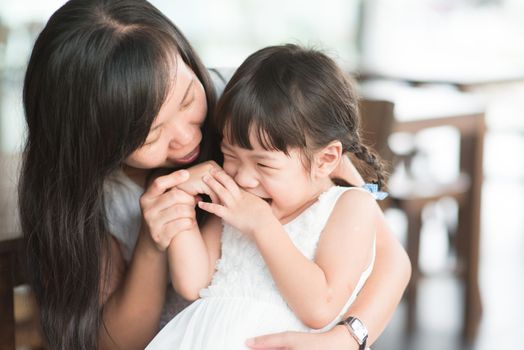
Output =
[{"x1": 234, "y1": 165, "x2": 258, "y2": 189}]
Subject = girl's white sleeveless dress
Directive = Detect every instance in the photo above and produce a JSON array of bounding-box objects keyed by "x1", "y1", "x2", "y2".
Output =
[{"x1": 146, "y1": 186, "x2": 375, "y2": 350}]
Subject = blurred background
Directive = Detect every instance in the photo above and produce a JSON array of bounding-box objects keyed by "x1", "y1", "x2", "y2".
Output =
[{"x1": 1, "y1": 0, "x2": 523, "y2": 349}]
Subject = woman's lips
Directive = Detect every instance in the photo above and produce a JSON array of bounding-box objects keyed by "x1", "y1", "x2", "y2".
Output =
[{"x1": 175, "y1": 145, "x2": 200, "y2": 164}]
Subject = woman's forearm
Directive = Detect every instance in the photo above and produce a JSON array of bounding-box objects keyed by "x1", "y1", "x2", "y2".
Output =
[
  {"x1": 100, "y1": 230, "x2": 169, "y2": 350},
  {"x1": 340, "y1": 211, "x2": 411, "y2": 346}
]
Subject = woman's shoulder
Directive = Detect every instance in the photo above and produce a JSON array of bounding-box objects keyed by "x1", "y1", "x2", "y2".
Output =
[
  {"x1": 104, "y1": 169, "x2": 144, "y2": 262},
  {"x1": 207, "y1": 67, "x2": 235, "y2": 97}
]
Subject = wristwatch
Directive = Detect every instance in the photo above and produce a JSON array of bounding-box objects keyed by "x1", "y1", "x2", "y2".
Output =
[{"x1": 338, "y1": 316, "x2": 368, "y2": 350}]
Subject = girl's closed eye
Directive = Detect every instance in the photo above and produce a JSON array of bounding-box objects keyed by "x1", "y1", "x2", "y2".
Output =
[
  {"x1": 257, "y1": 163, "x2": 277, "y2": 170},
  {"x1": 223, "y1": 152, "x2": 236, "y2": 160}
]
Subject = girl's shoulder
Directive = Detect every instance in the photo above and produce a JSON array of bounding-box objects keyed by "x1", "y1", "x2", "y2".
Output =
[
  {"x1": 327, "y1": 186, "x2": 380, "y2": 227},
  {"x1": 320, "y1": 185, "x2": 379, "y2": 213}
]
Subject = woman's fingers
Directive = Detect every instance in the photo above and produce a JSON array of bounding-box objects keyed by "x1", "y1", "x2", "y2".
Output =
[
  {"x1": 141, "y1": 189, "x2": 196, "y2": 224},
  {"x1": 165, "y1": 217, "x2": 195, "y2": 235},
  {"x1": 158, "y1": 217, "x2": 195, "y2": 247},
  {"x1": 153, "y1": 204, "x2": 196, "y2": 247},
  {"x1": 142, "y1": 170, "x2": 190, "y2": 199},
  {"x1": 158, "y1": 204, "x2": 196, "y2": 223},
  {"x1": 245, "y1": 331, "x2": 292, "y2": 349}
]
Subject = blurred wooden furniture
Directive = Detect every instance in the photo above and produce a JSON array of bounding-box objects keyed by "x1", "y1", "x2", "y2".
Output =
[
  {"x1": 0, "y1": 153, "x2": 22, "y2": 350},
  {"x1": 359, "y1": 93, "x2": 485, "y2": 342},
  {"x1": 1, "y1": 153, "x2": 44, "y2": 350}
]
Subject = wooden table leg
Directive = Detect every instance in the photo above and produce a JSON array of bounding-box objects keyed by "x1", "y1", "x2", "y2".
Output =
[
  {"x1": 0, "y1": 252, "x2": 16, "y2": 350},
  {"x1": 458, "y1": 116, "x2": 485, "y2": 342},
  {"x1": 402, "y1": 201, "x2": 423, "y2": 333}
]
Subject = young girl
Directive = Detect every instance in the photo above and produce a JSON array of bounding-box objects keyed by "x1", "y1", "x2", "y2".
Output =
[{"x1": 146, "y1": 44, "x2": 388, "y2": 350}]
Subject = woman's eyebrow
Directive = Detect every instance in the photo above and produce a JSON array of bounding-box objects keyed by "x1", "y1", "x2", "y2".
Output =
[{"x1": 180, "y1": 77, "x2": 194, "y2": 105}]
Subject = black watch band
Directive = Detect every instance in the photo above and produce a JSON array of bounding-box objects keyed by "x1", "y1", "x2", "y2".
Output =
[{"x1": 338, "y1": 316, "x2": 368, "y2": 350}]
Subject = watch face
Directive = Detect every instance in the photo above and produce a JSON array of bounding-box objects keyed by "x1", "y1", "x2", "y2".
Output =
[{"x1": 349, "y1": 318, "x2": 367, "y2": 341}]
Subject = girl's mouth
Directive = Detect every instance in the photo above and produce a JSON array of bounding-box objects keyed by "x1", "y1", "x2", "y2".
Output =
[{"x1": 261, "y1": 197, "x2": 272, "y2": 204}]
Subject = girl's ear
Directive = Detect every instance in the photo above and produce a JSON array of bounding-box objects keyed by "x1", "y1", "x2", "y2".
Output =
[{"x1": 312, "y1": 141, "x2": 343, "y2": 179}]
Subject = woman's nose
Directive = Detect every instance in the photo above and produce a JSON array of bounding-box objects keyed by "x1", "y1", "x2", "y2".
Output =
[{"x1": 169, "y1": 124, "x2": 194, "y2": 148}]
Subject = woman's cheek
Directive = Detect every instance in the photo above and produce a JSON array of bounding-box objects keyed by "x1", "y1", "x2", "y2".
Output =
[{"x1": 128, "y1": 144, "x2": 168, "y2": 169}]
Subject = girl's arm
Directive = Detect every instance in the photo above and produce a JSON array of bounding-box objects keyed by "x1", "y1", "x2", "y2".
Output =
[
  {"x1": 167, "y1": 215, "x2": 222, "y2": 300},
  {"x1": 98, "y1": 170, "x2": 197, "y2": 350},
  {"x1": 246, "y1": 210, "x2": 411, "y2": 350},
  {"x1": 254, "y1": 190, "x2": 378, "y2": 329},
  {"x1": 164, "y1": 161, "x2": 223, "y2": 300},
  {"x1": 198, "y1": 169, "x2": 378, "y2": 329}
]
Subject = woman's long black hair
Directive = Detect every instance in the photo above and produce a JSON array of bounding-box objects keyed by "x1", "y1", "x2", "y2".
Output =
[{"x1": 19, "y1": 1, "x2": 218, "y2": 348}]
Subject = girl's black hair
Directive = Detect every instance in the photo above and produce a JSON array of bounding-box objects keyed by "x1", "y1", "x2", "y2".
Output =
[
  {"x1": 19, "y1": 0, "x2": 218, "y2": 348},
  {"x1": 215, "y1": 44, "x2": 385, "y2": 187}
]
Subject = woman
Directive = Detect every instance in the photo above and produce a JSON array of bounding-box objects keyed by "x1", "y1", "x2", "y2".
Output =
[{"x1": 19, "y1": 1, "x2": 410, "y2": 349}]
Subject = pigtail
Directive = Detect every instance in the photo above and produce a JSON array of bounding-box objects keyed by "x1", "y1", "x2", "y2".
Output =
[{"x1": 349, "y1": 142, "x2": 387, "y2": 190}]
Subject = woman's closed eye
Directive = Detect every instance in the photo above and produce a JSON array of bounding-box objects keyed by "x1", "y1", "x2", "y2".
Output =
[
  {"x1": 143, "y1": 128, "x2": 163, "y2": 146},
  {"x1": 180, "y1": 86, "x2": 195, "y2": 111},
  {"x1": 179, "y1": 96, "x2": 194, "y2": 111}
]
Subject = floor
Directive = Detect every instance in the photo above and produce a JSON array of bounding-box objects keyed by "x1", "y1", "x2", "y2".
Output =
[{"x1": 374, "y1": 83, "x2": 524, "y2": 350}]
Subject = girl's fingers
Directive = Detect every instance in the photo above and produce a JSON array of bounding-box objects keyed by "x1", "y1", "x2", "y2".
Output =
[
  {"x1": 197, "y1": 181, "x2": 220, "y2": 204},
  {"x1": 198, "y1": 201, "x2": 227, "y2": 218},
  {"x1": 210, "y1": 168, "x2": 241, "y2": 197},
  {"x1": 143, "y1": 170, "x2": 190, "y2": 199},
  {"x1": 203, "y1": 174, "x2": 233, "y2": 205}
]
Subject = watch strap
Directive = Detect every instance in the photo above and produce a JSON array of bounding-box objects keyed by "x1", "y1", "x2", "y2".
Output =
[{"x1": 338, "y1": 316, "x2": 368, "y2": 350}]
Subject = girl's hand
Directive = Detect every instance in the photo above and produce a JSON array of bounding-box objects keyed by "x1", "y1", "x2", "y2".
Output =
[
  {"x1": 140, "y1": 170, "x2": 198, "y2": 251},
  {"x1": 175, "y1": 161, "x2": 222, "y2": 202},
  {"x1": 197, "y1": 169, "x2": 275, "y2": 237},
  {"x1": 245, "y1": 326, "x2": 356, "y2": 350}
]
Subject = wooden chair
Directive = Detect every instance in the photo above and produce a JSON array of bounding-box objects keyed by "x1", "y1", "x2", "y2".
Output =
[
  {"x1": 358, "y1": 98, "x2": 470, "y2": 332},
  {"x1": 1, "y1": 153, "x2": 45, "y2": 350}
]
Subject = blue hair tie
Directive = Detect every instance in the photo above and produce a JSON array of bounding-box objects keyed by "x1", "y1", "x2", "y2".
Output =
[{"x1": 361, "y1": 183, "x2": 388, "y2": 201}]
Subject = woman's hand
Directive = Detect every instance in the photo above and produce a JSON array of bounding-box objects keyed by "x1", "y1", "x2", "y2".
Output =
[
  {"x1": 245, "y1": 326, "x2": 356, "y2": 350},
  {"x1": 175, "y1": 161, "x2": 222, "y2": 201},
  {"x1": 197, "y1": 168, "x2": 275, "y2": 237},
  {"x1": 331, "y1": 154, "x2": 365, "y2": 186},
  {"x1": 140, "y1": 169, "x2": 198, "y2": 251}
]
